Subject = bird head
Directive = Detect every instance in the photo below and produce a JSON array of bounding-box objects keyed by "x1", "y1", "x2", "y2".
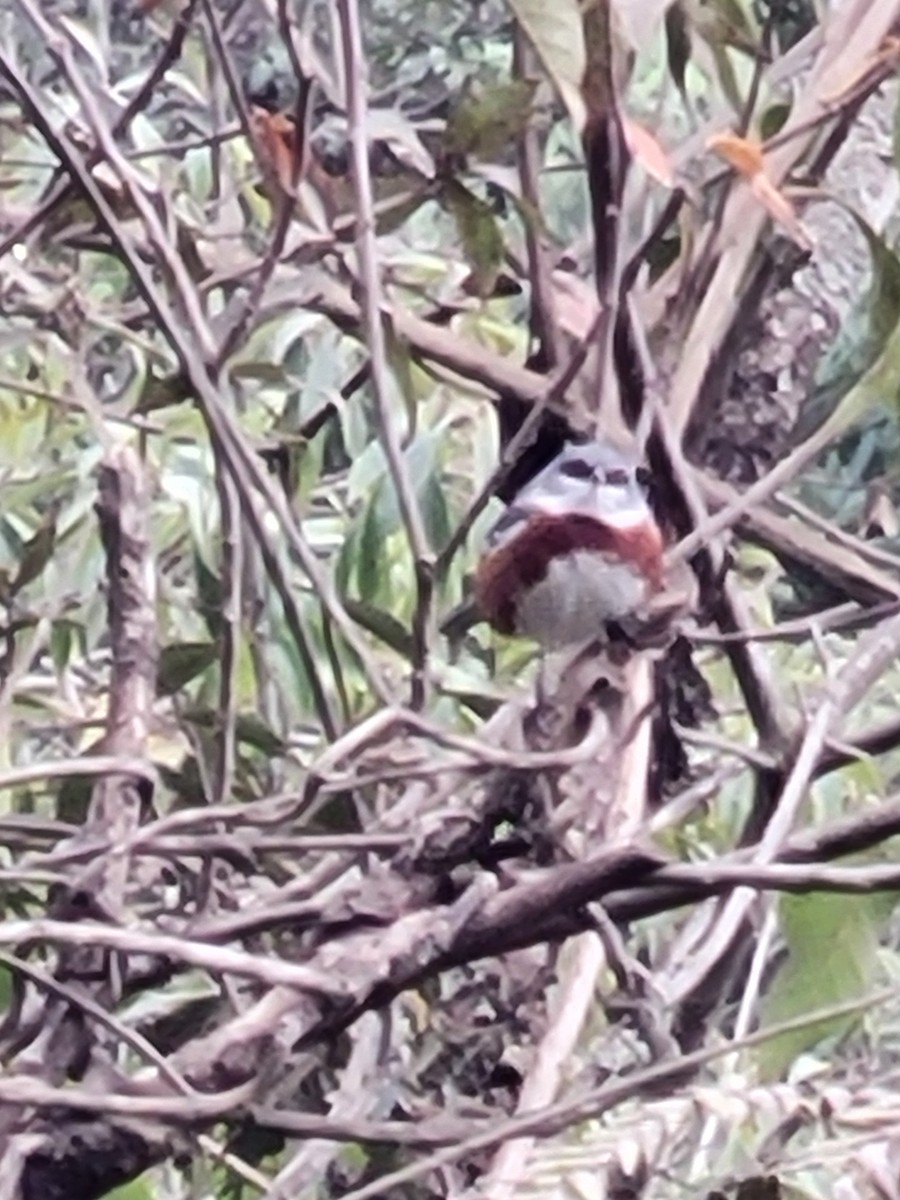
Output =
[
  {"x1": 474, "y1": 439, "x2": 666, "y2": 647},
  {"x1": 487, "y1": 440, "x2": 653, "y2": 548}
]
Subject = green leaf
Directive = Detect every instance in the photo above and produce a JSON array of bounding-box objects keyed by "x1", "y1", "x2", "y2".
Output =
[
  {"x1": 56, "y1": 770, "x2": 95, "y2": 826},
  {"x1": 445, "y1": 80, "x2": 537, "y2": 161},
  {"x1": 335, "y1": 522, "x2": 359, "y2": 599},
  {"x1": 834, "y1": 747, "x2": 885, "y2": 800},
  {"x1": 158, "y1": 756, "x2": 207, "y2": 808},
  {"x1": 847, "y1": 209, "x2": 900, "y2": 352},
  {"x1": 437, "y1": 669, "x2": 502, "y2": 719},
  {"x1": 180, "y1": 708, "x2": 286, "y2": 756},
  {"x1": 406, "y1": 433, "x2": 449, "y2": 548},
  {"x1": 356, "y1": 480, "x2": 392, "y2": 604},
  {"x1": 0, "y1": 960, "x2": 15, "y2": 1016},
  {"x1": 234, "y1": 713, "x2": 286, "y2": 756},
  {"x1": 421, "y1": 471, "x2": 452, "y2": 556},
  {"x1": 49, "y1": 619, "x2": 80, "y2": 673},
  {"x1": 443, "y1": 180, "x2": 505, "y2": 298},
  {"x1": 101, "y1": 1175, "x2": 156, "y2": 1200},
  {"x1": 383, "y1": 320, "x2": 420, "y2": 438},
  {"x1": 759, "y1": 100, "x2": 790, "y2": 141},
  {"x1": 756, "y1": 890, "x2": 885, "y2": 1080},
  {"x1": 11, "y1": 504, "x2": 60, "y2": 595},
  {"x1": 342, "y1": 596, "x2": 414, "y2": 659},
  {"x1": 195, "y1": 553, "x2": 224, "y2": 641},
  {"x1": 157, "y1": 642, "x2": 219, "y2": 697},
  {"x1": 136, "y1": 370, "x2": 190, "y2": 414}
]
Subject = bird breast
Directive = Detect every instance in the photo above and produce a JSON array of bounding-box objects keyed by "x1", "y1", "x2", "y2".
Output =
[
  {"x1": 515, "y1": 551, "x2": 647, "y2": 648},
  {"x1": 474, "y1": 510, "x2": 663, "y2": 646}
]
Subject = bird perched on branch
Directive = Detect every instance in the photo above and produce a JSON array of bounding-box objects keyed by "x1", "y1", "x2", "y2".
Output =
[{"x1": 474, "y1": 439, "x2": 679, "y2": 651}]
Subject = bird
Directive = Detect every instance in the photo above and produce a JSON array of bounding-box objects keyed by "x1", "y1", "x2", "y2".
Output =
[{"x1": 474, "y1": 439, "x2": 668, "y2": 651}]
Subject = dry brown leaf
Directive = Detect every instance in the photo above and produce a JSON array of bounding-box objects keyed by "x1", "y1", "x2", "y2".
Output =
[{"x1": 622, "y1": 116, "x2": 674, "y2": 187}]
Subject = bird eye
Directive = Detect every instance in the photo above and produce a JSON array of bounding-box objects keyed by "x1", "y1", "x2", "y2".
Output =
[
  {"x1": 604, "y1": 467, "x2": 631, "y2": 486},
  {"x1": 559, "y1": 458, "x2": 595, "y2": 480}
]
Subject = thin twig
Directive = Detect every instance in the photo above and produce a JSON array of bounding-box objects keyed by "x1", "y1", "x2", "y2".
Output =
[
  {"x1": 0, "y1": 1074, "x2": 255, "y2": 1120},
  {"x1": 0, "y1": 918, "x2": 346, "y2": 995},
  {"x1": 692, "y1": 599, "x2": 900, "y2": 646},
  {"x1": 513, "y1": 30, "x2": 563, "y2": 370},
  {"x1": 211, "y1": 467, "x2": 241, "y2": 805},
  {"x1": 335, "y1": 0, "x2": 434, "y2": 709}
]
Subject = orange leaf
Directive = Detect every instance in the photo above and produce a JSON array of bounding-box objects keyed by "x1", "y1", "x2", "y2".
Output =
[
  {"x1": 249, "y1": 106, "x2": 299, "y2": 193},
  {"x1": 708, "y1": 129, "x2": 812, "y2": 249},
  {"x1": 622, "y1": 117, "x2": 674, "y2": 188},
  {"x1": 708, "y1": 132, "x2": 765, "y2": 179}
]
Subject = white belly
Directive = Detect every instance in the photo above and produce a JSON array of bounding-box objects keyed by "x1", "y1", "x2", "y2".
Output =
[{"x1": 515, "y1": 551, "x2": 645, "y2": 648}]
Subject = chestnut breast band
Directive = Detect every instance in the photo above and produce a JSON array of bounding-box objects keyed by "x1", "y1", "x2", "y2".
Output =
[{"x1": 475, "y1": 510, "x2": 664, "y2": 638}]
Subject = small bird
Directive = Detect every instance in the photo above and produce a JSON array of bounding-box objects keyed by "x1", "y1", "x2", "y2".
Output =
[{"x1": 474, "y1": 439, "x2": 667, "y2": 650}]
